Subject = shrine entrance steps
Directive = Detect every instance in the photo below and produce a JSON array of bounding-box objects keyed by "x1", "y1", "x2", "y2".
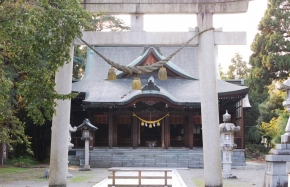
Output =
[{"x1": 68, "y1": 147, "x2": 246, "y2": 168}]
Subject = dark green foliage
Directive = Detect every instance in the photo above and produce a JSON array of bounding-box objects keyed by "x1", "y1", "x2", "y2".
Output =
[
  {"x1": 0, "y1": 0, "x2": 91, "y2": 154},
  {"x1": 73, "y1": 46, "x2": 87, "y2": 80},
  {"x1": 5, "y1": 156, "x2": 39, "y2": 167},
  {"x1": 245, "y1": 142, "x2": 271, "y2": 159},
  {"x1": 248, "y1": 0, "x2": 290, "y2": 94},
  {"x1": 246, "y1": 0, "x2": 290, "y2": 146}
]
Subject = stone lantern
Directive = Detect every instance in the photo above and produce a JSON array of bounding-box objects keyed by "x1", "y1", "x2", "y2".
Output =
[
  {"x1": 263, "y1": 78, "x2": 290, "y2": 186},
  {"x1": 277, "y1": 78, "x2": 290, "y2": 143},
  {"x1": 219, "y1": 110, "x2": 240, "y2": 178},
  {"x1": 77, "y1": 118, "x2": 98, "y2": 171}
]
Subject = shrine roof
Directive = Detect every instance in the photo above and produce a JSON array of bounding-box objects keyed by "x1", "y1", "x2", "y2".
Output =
[
  {"x1": 72, "y1": 46, "x2": 249, "y2": 106},
  {"x1": 72, "y1": 77, "x2": 248, "y2": 107}
]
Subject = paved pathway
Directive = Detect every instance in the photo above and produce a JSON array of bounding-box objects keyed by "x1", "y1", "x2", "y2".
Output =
[{"x1": 93, "y1": 168, "x2": 187, "y2": 187}]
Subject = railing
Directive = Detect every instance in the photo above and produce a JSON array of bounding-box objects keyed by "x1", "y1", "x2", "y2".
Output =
[{"x1": 108, "y1": 168, "x2": 172, "y2": 187}]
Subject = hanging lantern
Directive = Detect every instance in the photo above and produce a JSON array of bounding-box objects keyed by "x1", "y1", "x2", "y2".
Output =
[
  {"x1": 145, "y1": 123, "x2": 147, "y2": 127},
  {"x1": 107, "y1": 67, "x2": 116, "y2": 80},
  {"x1": 158, "y1": 66, "x2": 167, "y2": 80},
  {"x1": 149, "y1": 124, "x2": 152, "y2": 128},
  {"x1": 141, "y1": 121, "x2": 144, "y2": 126},
  {"x1": 157, "y1": 121, "x2": 160, "y2": 126},
  {"x1": 132, "y1": 77, "x2": 142, "y2": 90},
  {"x1": 153, "y1": 123, "x2": 155, "y2": 127}
]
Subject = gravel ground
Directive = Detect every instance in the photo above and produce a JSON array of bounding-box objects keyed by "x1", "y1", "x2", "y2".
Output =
[
  {"x1": 0, "y1": 162, "x2": 265, "y2": 187},
  {"x1": 177, "y1": 162, "x2": 265, "y2": 187}
]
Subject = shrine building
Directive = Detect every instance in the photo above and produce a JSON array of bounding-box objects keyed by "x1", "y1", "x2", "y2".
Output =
[{"x1": 70, "y1": 45, "x2": 250, "y2": 151}]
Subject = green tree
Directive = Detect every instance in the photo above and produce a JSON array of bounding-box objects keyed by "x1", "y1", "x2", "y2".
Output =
[
  {"x1": 246, "y1": 0, "x2": 290, "y2": 145},
  {"x1": 73, "y1": 46, "x2": 87, "y2": 80},
  {"x1": 226, "y1": 53, "x2": 250, "y2": 79},
  {"x1": 0, "y1": 0, "x2": 91, "y2": 154},
  {"x1": 248, "y1": 0, "x2": 290, "y2": 94},
  {"x1": 91, "y1": 13, "x2": 130, "y2": 32},
  {"x1": 218, "y1": 63, "x2": 227, "y2": 80},
  {"x1": 254, "y1": 82, "x2": 287, "y2": 146}
]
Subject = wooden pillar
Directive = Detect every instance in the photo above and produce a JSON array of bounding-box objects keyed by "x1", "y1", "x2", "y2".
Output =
[
  {"x1": 184, "y1": 117, "x2": 188, "y2": 147},
  {"x1": 188, "y1": 110, "x2": 194, "y2": 149},
  {"x1": 161, "y1": 120, "x2": 165, "y2": 148},
  {"x1": 113, "y1": 116, "x2": 117, "y2": 147},
  {"x1": 108, "y1": 108, "x2": 113, "y2": 148},
  {"x1": 132, "y1": 108, "x2": 138, "y2": 149},
  {"x1": 164, "y1": 108, "x2": 170, "y2": 149}
]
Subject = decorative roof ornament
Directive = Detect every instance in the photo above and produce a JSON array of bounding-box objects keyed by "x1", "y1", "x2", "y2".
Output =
[
  {"x1": 142, "y1": 76, "x2": 160, "y2": 91},
  {"x1": 141, "y1": 45, "x2": 162, "y2": 56}
]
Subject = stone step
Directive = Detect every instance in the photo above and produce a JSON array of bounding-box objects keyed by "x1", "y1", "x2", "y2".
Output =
[{"x1": 69, "y1": 148, "x2": 245, "y2": 168}]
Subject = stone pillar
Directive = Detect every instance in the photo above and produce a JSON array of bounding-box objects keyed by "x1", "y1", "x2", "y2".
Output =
[
  {"x1": 197, "y1": 12, "x2": 222, "y2": 187},
  {"x1": 49, "y1": 45, "x2": 74, "y2": 187},
  {"x1": 130, "y1": 14, "x2": 144, "y2": 31},
  {"x1": 84, "y1": 139, "x2": 90, "y2": 170}
]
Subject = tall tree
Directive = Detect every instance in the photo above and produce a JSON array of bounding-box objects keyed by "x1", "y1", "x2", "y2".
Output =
[
  {"x1": 0, "y1": 0, "x2": 91, "y2": 155},
  {"x1": 246, "y1": 0, "x2": 290, "y2": 145},
  {"x1": 91, "y1": 13, "x2": 130, "y2": 32},
  {"x1": 227, "y1": 53, "x2": 250, "y2": 79},
  {"x1": 248, "y1": 0, "x2": 290, "y2": 94}
]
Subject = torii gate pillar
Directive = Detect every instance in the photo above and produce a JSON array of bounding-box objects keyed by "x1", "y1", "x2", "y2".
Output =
[{"x1": 198, "y1": 12, "x2": 222, "y2": 187}]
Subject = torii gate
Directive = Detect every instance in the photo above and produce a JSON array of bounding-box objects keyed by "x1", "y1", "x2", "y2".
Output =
[{"x1": 49, "y1": 1, "x2": 249, "y2": 186}]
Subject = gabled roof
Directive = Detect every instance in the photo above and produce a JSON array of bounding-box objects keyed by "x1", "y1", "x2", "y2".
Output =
[
  {"x1": 116, "y1": 47, "x2": 197, "y2": 80},
  {"x1": 72, "y1": 46, "x2": 249, "y2": 107}
]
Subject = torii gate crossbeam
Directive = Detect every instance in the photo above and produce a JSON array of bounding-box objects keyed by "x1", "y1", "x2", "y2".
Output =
[{"x1": 49, "y1": 1, "x2": 249, "y2": 187}]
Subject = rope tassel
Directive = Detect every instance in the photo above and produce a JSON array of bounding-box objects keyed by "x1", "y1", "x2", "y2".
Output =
[
  {"x1": 107, "y1": 67, "x2": 116, "y2": 80},
  {"x1": 158, "y1": 66, "x2": 167, "y2": 80},
  {"x1": 132, "y1": 77, "x2": 142, "y2": 90}
]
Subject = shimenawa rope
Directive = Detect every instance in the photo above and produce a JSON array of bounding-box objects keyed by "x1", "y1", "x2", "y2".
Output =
[{"x1": 78, "y1": 27, "x2": 214, "y2": 75}]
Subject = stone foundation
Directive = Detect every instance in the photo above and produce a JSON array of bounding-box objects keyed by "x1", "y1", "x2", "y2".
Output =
[
  {"x1": 68, "y1": 148, "x2": 246, "y2": 168},
  {"x1": 263, "y1": 144, "x2": 290, "y2": 187}
]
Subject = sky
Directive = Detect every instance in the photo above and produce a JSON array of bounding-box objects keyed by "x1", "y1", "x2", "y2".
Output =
[{"x1": 117, "y1": 0, "x2": 268, "y2": 72}]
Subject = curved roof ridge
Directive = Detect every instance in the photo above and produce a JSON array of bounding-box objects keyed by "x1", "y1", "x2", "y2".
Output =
[
  {"x1": 117, "y1": 86, "x2": 182, "y2": 104},
  {"x1": 116, "y1": 46, "x2": 197, "y2": 80}
]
